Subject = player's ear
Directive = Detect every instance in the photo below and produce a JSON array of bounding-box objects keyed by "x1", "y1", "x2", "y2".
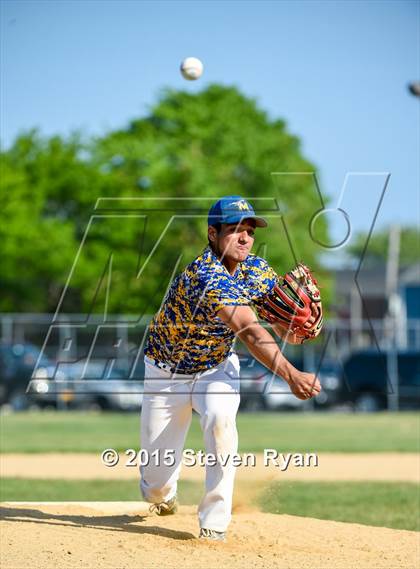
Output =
[{"x1": 208, "y1": 226, "x2": 217, "y2": 243}]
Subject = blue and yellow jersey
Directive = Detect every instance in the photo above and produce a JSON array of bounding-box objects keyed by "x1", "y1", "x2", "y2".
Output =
[{"x1": 144, "y1": 245, "x2": 277, "y2": 373}]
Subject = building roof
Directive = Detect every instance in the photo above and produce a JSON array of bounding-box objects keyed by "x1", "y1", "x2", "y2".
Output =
[
  {"x1": 335, "y1": 266, "x2": 387, "y2": 296},
  {"x1": 334, "y1": 262, "x2": 420, "y2": 296}
]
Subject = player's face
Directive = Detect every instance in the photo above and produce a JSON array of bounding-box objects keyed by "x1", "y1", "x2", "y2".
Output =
[{"x1": 211, "y1": 220, "x2": 256, "y2": 263}]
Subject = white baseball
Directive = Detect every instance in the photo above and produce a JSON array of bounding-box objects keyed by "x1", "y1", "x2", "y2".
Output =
[{"x1": 180, "y1": 57, "x2": 203, "y2": 81}]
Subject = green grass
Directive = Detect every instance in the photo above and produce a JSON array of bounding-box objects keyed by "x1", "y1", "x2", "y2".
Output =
[
  {"x1": 259, "y1": 481, "x2": 420, "y2": 531},
  {"x1": 1, "y1": 411, "x2": 419, "y2": 453},
  {"x1": 0, "y1": 478, "x2": 203, "y2": 505},
  {"x1": 1, "y1": 478, "x2": 418, "y2": 532}
]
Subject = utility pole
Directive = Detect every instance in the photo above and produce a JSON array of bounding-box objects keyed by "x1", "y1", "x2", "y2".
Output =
[{"x1": 385, "y1": 225, "x2": 401, "y2": 411}]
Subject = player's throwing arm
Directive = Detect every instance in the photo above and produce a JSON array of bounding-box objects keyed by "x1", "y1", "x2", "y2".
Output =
[{"x1": 218, "y1": 303, "x2": 322, "y2": 401}]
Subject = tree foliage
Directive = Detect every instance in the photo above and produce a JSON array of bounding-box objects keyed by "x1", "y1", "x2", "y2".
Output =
[
  {"x1": 347, "y1": 226, "x2": 420, "y2": 268},
  {"x1": 1, "y1": 85, "x2": 330, "y2": 314}
]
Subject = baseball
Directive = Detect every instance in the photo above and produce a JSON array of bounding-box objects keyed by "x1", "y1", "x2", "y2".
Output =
[{"x1": 180, "y1": 57, "x2": 203, "y2": 80}]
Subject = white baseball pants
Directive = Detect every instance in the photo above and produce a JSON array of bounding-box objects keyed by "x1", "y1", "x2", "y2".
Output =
[{"x1": 140, "y1": 353, "x2": 241, "y2": 532}]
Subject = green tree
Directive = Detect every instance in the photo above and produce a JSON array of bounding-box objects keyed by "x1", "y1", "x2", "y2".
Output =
[
  {"x1": 0, "y1": 130, "x2": 123, "y2": 312},
  {"x1": 347, "y1": 226, "x2": 420, "y2": 268},
  {"x1": 0, "y1": 85, "x2": 331, "y2": 314}
]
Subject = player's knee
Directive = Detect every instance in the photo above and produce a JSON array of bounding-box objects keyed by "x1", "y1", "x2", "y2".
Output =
[{"x1": 203, "y1": 412, "x2": 238, "y2": 453}]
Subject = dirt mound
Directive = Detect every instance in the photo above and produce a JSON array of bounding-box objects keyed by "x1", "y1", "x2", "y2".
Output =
[{"x1": 1, "y1": 502, "x2": 418, "y2": 569}]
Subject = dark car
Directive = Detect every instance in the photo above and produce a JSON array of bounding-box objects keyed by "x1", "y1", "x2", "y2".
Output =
[
  {"x1": 312, "y1": 360, "x2": 342, "y2": 409},
  {"x1": 339, "y1": 349, "x2": 420, "y2": 411},
  {"x1": 0, "y1": 342, "x2": 57, "y2": 410}
]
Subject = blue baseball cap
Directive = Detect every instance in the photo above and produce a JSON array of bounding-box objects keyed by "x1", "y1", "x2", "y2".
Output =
[{"x1": 208, "y1": 196, "x2": 268, "y2": 228}]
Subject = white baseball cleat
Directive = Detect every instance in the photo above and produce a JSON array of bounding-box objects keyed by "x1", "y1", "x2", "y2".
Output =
[
  {"x1": 199, "y1": 528, "x2": 226, "y2": 542},
  {"x1": 149, "y1": 496, "x2": 178, "y2": 516}
]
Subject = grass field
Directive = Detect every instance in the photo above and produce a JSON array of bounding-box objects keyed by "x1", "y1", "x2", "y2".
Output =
[
  {"x1": 260, "y1": 481, "x2": 420, "y2": 531},
  {"x1": 0, "y1": 478, "x2": 203, "y2": 506},
  {"x1": 1, "y1": 478, "x2": 418, "y2": 532},
  {"x1": 1, "y1": 411, "x2": 419, "y2": 453}
]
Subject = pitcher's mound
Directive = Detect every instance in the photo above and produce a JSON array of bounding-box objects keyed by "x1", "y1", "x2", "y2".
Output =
[{"x1": 1, "y1": 502, "x2": 417, "y2": 569}]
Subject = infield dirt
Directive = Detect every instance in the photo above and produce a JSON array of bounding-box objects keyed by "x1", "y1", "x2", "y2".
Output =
[{"x1": 1, "y1": 501, "x2": 418, "y2": 569}]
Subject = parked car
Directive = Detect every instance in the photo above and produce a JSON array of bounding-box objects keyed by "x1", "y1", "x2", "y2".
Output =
[
  {"x1": 237, "y1": 356, "x2": 269, "y2": 411},
  {"x1": 30, "y1": 360, "x2": 144, "y2": 411},
  {"x1": 312, "y1": 360, "x2": 342, "y2": 408},
  {"x1": 0, "y1": 342, "x2": 62, "y2": 410},
  {"x1": 237, "y1": 351, "x2": 341, "y2": 411},
  {"x1": 262, "y1": 371, "x2": 308, "y2": 411},
  {"x1": 338, "y1": 349, "x2": 420, "y2": 411}
]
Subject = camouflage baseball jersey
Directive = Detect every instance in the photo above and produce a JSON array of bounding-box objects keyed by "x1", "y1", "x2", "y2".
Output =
[{"x1": 144, "y1": 245, "x2": 278, "y2": 374}]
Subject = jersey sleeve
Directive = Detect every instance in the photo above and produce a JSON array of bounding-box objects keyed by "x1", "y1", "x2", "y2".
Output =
[{"x1": 243, "y1": 256, "x2": 279, "y2": 303}]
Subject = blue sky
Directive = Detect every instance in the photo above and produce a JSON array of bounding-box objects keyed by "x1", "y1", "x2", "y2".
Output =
[{"x1": 1, "y1": 0, "x2": 419, "y2": 245}]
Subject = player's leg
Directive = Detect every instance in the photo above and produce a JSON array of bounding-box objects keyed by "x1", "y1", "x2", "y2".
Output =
[
  {"x1": 140, "y1": 359, "x2": 193, "y2": 504},
  {"x1": 191, "y1": 353, "x2": 240, "y2": 533}
]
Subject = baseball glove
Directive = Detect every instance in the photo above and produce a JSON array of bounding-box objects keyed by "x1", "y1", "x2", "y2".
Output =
[{"x1": 256, "y1": 263, "x2": 323, "y2": 342}]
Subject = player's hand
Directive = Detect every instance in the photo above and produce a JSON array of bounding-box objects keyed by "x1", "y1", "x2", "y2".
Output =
[{"x1": 288, "y1": 370, "x2": 321, "y2": 400}]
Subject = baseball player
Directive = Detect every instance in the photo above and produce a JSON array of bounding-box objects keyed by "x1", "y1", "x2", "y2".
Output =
[{"x1": 140, "y1": 196, "x2": 321, "y2": 541}]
